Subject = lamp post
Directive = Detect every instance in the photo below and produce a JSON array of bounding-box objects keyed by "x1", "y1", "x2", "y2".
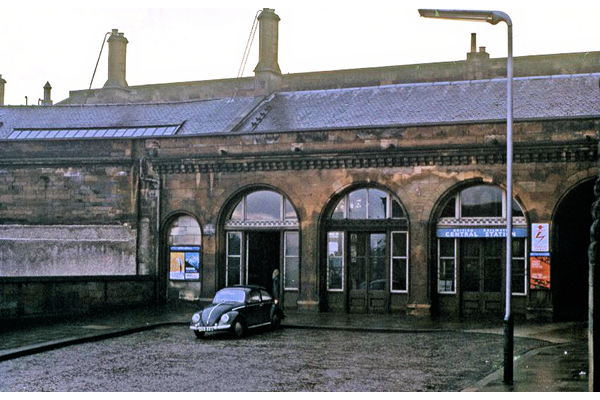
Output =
[{"x1": 418, "y1": 9, "x2": 514, "y2": 385}]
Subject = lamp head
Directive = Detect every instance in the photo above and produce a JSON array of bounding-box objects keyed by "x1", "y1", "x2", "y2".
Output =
[{"x1": 418, "y1": 9, "x2": 511, "y2": 26}]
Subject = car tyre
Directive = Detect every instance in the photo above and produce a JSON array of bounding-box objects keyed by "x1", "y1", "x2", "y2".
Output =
[{"x1": 232, "y1": 319, "x2": 246, "y2": 338}]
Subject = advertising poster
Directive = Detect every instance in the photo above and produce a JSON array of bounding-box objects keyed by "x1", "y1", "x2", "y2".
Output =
[
  {"x1": 530, "y1": 252, "x2": 551, "y2": 290},
  {"x1": 170, "y1": 252, "x2": 185, "y2": 280},
  {"x1": 170, "y1": 246, "x2": 201, "y2": 280}
]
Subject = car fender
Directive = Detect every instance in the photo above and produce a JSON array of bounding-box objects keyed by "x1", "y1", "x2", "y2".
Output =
[{"x1": 270, "y1": 304, "x2": 284, "y2": 319}]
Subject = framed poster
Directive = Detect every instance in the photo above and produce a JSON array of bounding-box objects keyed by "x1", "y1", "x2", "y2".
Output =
[
  {"x1": 530, "y1": 252, "x2": 550, "y2": 290},
  {"x1": 170, "y1": 246, "x2": 201, "y2": 280}
]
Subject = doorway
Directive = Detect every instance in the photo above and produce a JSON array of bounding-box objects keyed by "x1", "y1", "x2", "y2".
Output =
[
  {"x1": 460, "y1": 239, "x2": 503, "y2": 316},
  {"x1": 553, "y1": 179, "x2": 594, "y2": 321},
  {"x1": 247, "y1": 231, "x2": 281, "y2": 290},
  {"x1": 348, "y1": 232, "x2": 387, "y2": 314}
]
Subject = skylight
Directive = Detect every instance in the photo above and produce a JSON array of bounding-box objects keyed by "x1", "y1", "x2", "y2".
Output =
[{"x1": 6, "y1": 125, "x2": 181, "y2": 140}]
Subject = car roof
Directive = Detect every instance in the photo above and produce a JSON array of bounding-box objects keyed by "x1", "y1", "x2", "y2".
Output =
[{"x1": 222, "y1": 285, "x2": 267, "y2": 292}]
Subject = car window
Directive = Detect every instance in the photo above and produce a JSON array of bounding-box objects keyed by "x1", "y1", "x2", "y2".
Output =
[
  {"x1": 213, "y1": 288, "x2": 246, "y2": 303},
  {"x1": 249, "y1": 290, "x2": 261, "y2": 303},
  {"x1": 261, "y1": 290, "x2": 272, "y2": 301}
]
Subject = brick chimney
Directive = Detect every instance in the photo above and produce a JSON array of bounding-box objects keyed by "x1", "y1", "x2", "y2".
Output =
[
  {"x1": 103, "y1": 29, "x2": 129, "y2": 88},
  {"x1": 254, "y1": 8, "x2": 282, "y2": 96},
  {"x1": 0, "y1": 74, "x2": 6, "y2": 106}
]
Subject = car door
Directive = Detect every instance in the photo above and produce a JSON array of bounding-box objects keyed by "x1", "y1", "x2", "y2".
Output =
[
  {"x1": 245, "y1": 289, "x2": 263, "y2": 327},
  {"x1": 259, "y1": 289, "x2": 274, "y2": 323}
]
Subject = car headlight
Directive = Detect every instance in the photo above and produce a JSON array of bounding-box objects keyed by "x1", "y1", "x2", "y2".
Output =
[
  {"x1": 192, "y1": 313, "x2": 201, "y2": 324},
  {"x1": 219, "y1": 314, "x2": 230, "y2": 324}
]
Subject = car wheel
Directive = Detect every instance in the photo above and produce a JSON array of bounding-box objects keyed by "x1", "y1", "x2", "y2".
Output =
[
  {"x1": 193, "y1": 330, "x2": 205, "y2": 339},
  {"x1": 232, "y1": 319, "x2": 246, "y2": 338},
  {"x1": 271, "y1": 312, "x2": 282, "y2": 330}
]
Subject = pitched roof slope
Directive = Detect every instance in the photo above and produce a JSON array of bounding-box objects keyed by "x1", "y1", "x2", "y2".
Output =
[
  {"x1": 1, "y1": 74, "x2": 599, "y2": 140},
  {"x1": 236, "y1": 73, "x2": 600, "y2": 132}
]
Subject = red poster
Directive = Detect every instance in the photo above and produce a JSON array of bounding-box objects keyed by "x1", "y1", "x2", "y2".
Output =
[{"x1": 530, "y1": 255, "x2": 551, "y2": 290}]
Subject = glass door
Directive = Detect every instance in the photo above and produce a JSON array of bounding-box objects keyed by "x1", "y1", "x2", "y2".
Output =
[
  {"x1": 460, "y1": 239, "x2": 503, "y2": 316},
  {"x1": 348, "y1": 232, "x2": 387, "y2": 314}
]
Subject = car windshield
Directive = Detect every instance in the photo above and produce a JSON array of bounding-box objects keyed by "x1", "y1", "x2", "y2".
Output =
[{"x1": 213, "y1": 288, "x2": 246, "y2": 303}]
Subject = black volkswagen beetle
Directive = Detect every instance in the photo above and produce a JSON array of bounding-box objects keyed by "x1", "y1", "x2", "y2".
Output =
[{"x1": 189, "y1": 285, "x2": 284, "y2": 339}]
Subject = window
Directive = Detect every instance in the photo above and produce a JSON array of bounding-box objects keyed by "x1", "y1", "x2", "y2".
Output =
[
  {"x1": 228, "y1": 190, "x2": 298, "y2": 222},
  {"x1": 331, "y1": 188, "x2": 403, "y2": 220},
  {"x1": 461, "y1": 186, "x2": 503, "y2": 217},
  {"x1": 7, "y1": 125, "x2": 181, "y2": 140},
  {"x1": 440, "y1": 185, "x2": 525, "y2": 219},
  {"x1": 284, "y1": 232, "x2": 299, "y2": 290},
  {"x1": 327, "y1": 232, "x2": 344, "y2": 291},
  {"x1": 326, "y1": 188, "x2": 409, "y2": 297},
  {"x1": 226, "y1": 232, "x2": 242, "y2": 286},
  {"x1": 438, "y1": 238, "x2": 456, "y2": 293},
  {"x1": 391, "y1": 232, "x2": 408, "y2": 292},
  {"x1": 436, "y1": 185, "x2": 527, "y2": 296},
  {"x1": 511, "y1": 239, "x2": 527, "y2": 295}
]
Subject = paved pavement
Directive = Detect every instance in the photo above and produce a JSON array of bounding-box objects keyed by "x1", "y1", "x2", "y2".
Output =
[{"x1": 0, "y1": 303, "x2": 590, "y2": 392}]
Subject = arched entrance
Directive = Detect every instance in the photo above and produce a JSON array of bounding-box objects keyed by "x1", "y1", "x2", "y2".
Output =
[
  {"x1": 553, "y1": 179, "x2": 594, "y2": 321},
  {"x1": 434, "y1": 184, "x2": 528, "y2": 318},
  {"x1": 223, "y1": 189, "x2": 299, "y2": 310},
  {"x1": 323, "y1": 186, "x2": 409, "y2": 314}
]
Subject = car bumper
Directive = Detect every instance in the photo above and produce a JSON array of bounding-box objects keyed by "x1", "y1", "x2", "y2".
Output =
[{"x1": 189, "y1": 324, "x2": 231, "y2": 332}]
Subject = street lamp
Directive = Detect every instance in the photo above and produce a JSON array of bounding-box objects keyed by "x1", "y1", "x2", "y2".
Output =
[{"x1": 418, "y1": 9, "x2": 514, "y2": 385}]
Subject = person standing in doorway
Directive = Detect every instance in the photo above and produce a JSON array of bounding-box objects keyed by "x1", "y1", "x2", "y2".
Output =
[{"x1": 272, "y1": 269, "x2": 281, "y2": 305}]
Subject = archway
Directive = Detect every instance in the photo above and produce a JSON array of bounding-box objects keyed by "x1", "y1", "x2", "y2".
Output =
[
  {"x1": 553, "y1": 179, "x2": 594, "y2": 321},
  {"x1": 223, "y1": 189, "x2": 299, "y2": 310},
  {"x1": 322, "y1": 186, "x2": 409, "y2": 314},
  {"x1": 434, "y1": 184, "x2": 527, "y2": 318}
]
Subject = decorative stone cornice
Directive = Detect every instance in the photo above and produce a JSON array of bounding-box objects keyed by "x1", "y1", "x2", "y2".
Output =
[{"x1": 153, "y1": 141, "x2": 598, "y2": 175}]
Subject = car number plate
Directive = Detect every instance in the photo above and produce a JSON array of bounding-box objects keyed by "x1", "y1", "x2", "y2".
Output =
[{"x1": 197, "y1": 326, "x2": 215, "y2": 332}]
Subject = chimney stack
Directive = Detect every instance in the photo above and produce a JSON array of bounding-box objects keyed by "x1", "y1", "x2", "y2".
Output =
[
  {"x1": 0, "y1": 74, "x2": 6, "y2": 106},
  {"x1": 41, "y1": 82, "x2": 53, "y2": 106},
  {"x1": 465, "y1": 33, "x2": 490, "y2": 80},
  {"x1": 254, "y1": 8, "x2": 282, "y2": 96},
  {"x1": 103, "y1": 29, "x2": 129, "y2": 88}
]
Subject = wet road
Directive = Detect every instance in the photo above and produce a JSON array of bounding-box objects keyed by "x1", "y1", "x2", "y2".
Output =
[{"x1": 0, "y1": 326, "x2": 548, "y2": 392}]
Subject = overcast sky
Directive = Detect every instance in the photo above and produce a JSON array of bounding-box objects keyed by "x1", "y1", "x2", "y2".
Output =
[{"x1": 1, "y1": 0, "x2": 599, "y2": 105}]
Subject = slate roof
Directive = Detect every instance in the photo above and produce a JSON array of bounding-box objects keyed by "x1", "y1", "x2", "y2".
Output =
[
  {"x1": 237, "y1": 73, "x2": 600, "y2": 132},
  {"x1": 0, "y1": 97, "x2": 255, "y2": 139},
  {"x1": 1, "y1": 73, "x2": 599, "y2": 140}
]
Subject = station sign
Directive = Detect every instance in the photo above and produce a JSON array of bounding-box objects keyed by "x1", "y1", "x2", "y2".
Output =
[{"x1": 436, "y1": 227, "x2": 528, "y2": 238}]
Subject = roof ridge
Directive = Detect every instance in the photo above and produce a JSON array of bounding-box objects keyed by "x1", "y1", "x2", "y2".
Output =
[{"x1": 275, "y1": 72, "x2": 600, "y2": 97}]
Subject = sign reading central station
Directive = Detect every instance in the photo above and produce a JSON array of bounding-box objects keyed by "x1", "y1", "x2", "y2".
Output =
[{"x1": 436, "y1": 228, "x2": 528, "y2": 238}]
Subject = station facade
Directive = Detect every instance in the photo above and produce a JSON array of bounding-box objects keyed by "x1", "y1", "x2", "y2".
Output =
[{"x1": 1, "y1": 9, "x2": 599, "y2": 322}]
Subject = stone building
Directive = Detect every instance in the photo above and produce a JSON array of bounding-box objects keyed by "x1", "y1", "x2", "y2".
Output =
[{"x1": 1, "y1": 9, "x2": 599, "y2": 324}]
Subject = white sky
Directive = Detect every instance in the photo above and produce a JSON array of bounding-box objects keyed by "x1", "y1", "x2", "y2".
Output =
[{"x1": 1, "y1": 0, "x2": 599, "y2": 106}]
